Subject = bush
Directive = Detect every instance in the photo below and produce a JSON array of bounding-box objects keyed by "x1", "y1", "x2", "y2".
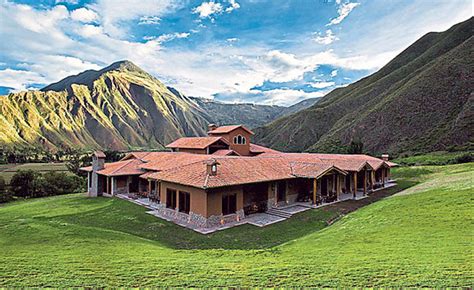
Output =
[
  {"x1": 8, "y1": 170, "x2": 86, "y2": 199},
  {"x1": 0, "y1": 176, "x2": 11, "y2": 203},
  {"x1": 9, "y1": 170, "x2": 44, "y2": 198}
]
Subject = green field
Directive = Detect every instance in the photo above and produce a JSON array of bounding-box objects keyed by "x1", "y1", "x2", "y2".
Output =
[
  {"x1": 0, "y1": 163, "x2": 69, "y2": 183},
  {"x1": 393, "y1": 151, "x2": 473, "y2": 166},
  {"x1": 0, "y1": 163, "x2": 472, "y2": 287}
]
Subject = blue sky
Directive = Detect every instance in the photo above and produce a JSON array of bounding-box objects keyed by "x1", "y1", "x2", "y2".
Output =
[{"x1": 0, "y1": 0, "x2": 471, "y2": 105}]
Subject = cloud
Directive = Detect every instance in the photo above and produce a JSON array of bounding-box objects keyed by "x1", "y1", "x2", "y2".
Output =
[
  {"x1": 328, "y1": 2, "x2": 360, "y2": 26},
  {"x1": 0, "y1": 69, "x2": 45, "y2": 92},
  {"x1": 314, "y1": 29, "x2": 339, "y2": 45},
  {"x1": 154, "y1": 32, "x2": 190, "y2": 43},
  {"x1": 309, "y1": 81, "x2": 335, "y2": 89},
  {"x1": 193, "y1": 2, "x2": 223, "y2": 18},
  {"x1": 138, "y1": 15, "x2": 161, "y2": 25},
  {"x1": 87, "y1": 0, "x2": 181, "y2": 37},
  {"x1": 55, "y1": 0, "x2": 78, "y2": 4},
  {"x1": 225, "y1": 0, "x2": 240, "y2": 12},
  {"x1": 330, "y1": 69, "x2": 338, "y2": 77},
  {"x1": 71, "y1": 8, "x2": 99, "y2": 23}
]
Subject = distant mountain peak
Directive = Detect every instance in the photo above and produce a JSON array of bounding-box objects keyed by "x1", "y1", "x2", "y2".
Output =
[{"x1": 41, "y1": 60, "x2": 147, "y2": 92}]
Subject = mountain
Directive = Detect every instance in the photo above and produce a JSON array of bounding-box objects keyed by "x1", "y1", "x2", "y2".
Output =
[
  {"x1": 280, "y1": 97, "x2": 321, "y2": 117},
  {"x1": 0, "y1": 61, "x2": 212, "y2": 150},
  {"x1": 0, "y1": 61, "x2": 318, "y2": 151},
  {"x1": 254, "y1": 17, "x2": 474, "y2": 156}
]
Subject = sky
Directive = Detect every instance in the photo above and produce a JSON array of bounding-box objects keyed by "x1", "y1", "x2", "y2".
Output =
[{"x1": 0, "y1": 0, "x2": 471, "y2": 106}]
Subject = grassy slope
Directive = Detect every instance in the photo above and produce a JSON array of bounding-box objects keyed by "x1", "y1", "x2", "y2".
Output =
[
  {"x1": 0, "y1": 163, "x2": 69, "y2": 183},
  {"x1": 0, "y1": 163, "x2": 472, "y2": 287}
]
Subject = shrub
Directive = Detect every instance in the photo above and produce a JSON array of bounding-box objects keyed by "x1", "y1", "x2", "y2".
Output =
[
  {"x1": 42, "y1": 172, "x2": 85, "y2": 196},
  {"x1": 9, "y1": 170, "x2": 44, "y2": 198},
  {"x1": 0, "y1": 176, "x2": 11, "y2": 203}
]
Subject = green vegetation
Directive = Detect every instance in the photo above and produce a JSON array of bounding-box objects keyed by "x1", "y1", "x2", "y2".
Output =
[
  {"x1": 0, "y1": 162, "x2": 69, "y2": 184},
  {"x1": 255, "y1": 18, "x2": 473, "y2": 156},
  {"x1": 394, "y1": 151, "x2": 473, "y2": 166},
  {"x1": 0, "y1": 163, "x2": 472, "y2": 287}
]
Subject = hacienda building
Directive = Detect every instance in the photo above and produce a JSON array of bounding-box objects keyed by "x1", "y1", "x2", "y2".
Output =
[{"x1": 81, "y1": 124, "x2": 397, "y2": 231}]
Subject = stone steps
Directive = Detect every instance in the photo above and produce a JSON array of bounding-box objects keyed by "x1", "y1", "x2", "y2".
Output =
[{"x1": 266, "y1": 208, "x2": 293, "y2": 219}]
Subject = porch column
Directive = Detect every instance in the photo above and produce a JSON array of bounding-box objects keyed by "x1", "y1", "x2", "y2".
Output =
[
  {"x1": 148, "y1": 180, "x2": 151, "y2": 197},
  {"x1": 106, "y1": 176, "x2": 110, "y2": 195},
  {"x1": 87, "y1": 172, "x2": 91, "y2": 193},
  {"x1": 176, "y1": 190, "x2": 180, "y2": 211},
  {"x1": 111, "y1": 177, "x2": 114, "y2": 195},
  {"x1": 313, "y1": 178, "x2": 317, "y2": 205},
  {"x1": 371, "y1": 170, "x2": 375, "y2": 191},
  {"x1": 353, "y1": 172, "x2": 357, "y2": 198},
  {"x1": 363, "y1": 171, "x2": 367, "y2": 195},
  {"x1": 336, "y1": 175, "x2": 341, "y2": 200},
  {"x1": 156, "y1": 181, "x2": 160, "y2": 200},
  {"x1": 381, "y1": 168, "x2": 385, "y2": 187},
  {"x1": 332, "y1": 174, "x2": 336, "y2": 193},
  {"x1": 274, "y1": 182, "x2": 278, "y2": 205}
]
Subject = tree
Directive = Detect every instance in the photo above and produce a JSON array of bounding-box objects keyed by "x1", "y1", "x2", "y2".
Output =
[
  {"x1": 9, "y1": 170, "x2": 44, "y2": 198},
  {"x1": 0, "y1": 176, "x2": 10, "y2": 203},
  {"x1": 66, "y1": 153, "x2": 91, "y2": 177},
  {"x1": 347, "y1": 140, "x2": 364, "y2": 154}
]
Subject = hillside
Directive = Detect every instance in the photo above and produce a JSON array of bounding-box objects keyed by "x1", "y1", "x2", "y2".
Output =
[
  {"x1": 254, "y1": 17, "x2": 474, "y2": 155},
  {"x1": 0, "y1": 162, "x2": 472, "y2": 286},
  {"x1": 0, "y1": 61, "x2": 318, "y2": 151},
  {"x1": 0, "y1": 61, "x2": 213, "y2": 150},
  {"x1": 186, "y1": 95, "x2": 320, "y2": 129}
]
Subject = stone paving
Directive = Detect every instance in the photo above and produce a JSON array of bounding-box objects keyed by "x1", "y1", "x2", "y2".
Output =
[{"x1": 246, "y1": 213, "x2": 287, "y2": 227}]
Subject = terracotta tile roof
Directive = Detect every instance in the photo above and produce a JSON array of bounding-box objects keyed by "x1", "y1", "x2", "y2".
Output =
[
  {"x1": 249, "y1": 143, "x2": 281, "y2": 155},
  {"x1": 290, "y1": 161, "x2": 347, "y2": 178},
  {"x1": 139, "y1": 152, "x2": 211, "y2": 171},
  {"x1": 166, "y1": 137, "x2": 229, "y2": 149},
  {"x1": 208, "y1": 125, "x2": 254, "y2": 135},
  {"x1": 212, "y1": 149, "x2": 238, "y2": 156},
  {"x1": 80, "y1": 159, "x2": 145, "y2": 176}
]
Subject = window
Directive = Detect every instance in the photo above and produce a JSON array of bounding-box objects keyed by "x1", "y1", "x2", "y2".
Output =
[
  {"x1": 166, "y1": 189, "x2": 177, "y2": 209},
  {"x1": 222, "y1": 193, "x2": 237, "y2": 215},
  {"x1": 233, "y1": 135, "x2": 246, "y2": 145},
  {"x1": 179, "y1": 191, "x2": 191, "y2": 214}
]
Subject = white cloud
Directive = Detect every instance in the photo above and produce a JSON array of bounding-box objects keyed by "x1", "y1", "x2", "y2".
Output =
[
  {"x1": 193, "y1": 2, "x2": 223, "y2": 18},
  {"x1": 55, "y1": 0, "x2": 79, "y2": 4},
  {"x1": 226, "y1": 37, "x2": 239, "y2": 42},
  {"x1": 330, "y1": 69, "x2": 338, "y2": 77},
  {"x1": 328, "y1": 2, "x2": 360, "y2": 26},
  {"x1": 225, "y1": 0, "x2": 240, "y2": 12},
  {"x1": 155, "y1": 32, "x2": 190, "y2": 43},
  {"x1": 71, "y1": 8, "x2": 99, "y2": 23},
  {"x1": 314, "y1": 29, "x2": 339, "y2": 45},
  {"x1": 138, "y1": 16, "x2": 161, "y2": 25},
  {"x1": 259, "y1": 89, "x2": 326, "y2": 106},
  {"x1": 87, "y1": 0, "x2": 180, "y2": 37},
  {"x1": 309, "y1": 81, "x2": 335, "y2": 89},
  {"x1": 0, "y1": 69, "x2": 45, "y2": 92}
]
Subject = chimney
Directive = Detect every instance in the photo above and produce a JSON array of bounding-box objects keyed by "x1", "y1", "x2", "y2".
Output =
[
  {"x1": 204, "y1": 159, "x2": 219, "y2": 176},
  {"x1": 381, "y1": 154, "x2": 389, "y2": 161},
  {"x1": 208, "y1": 123, "x2": 217, "y2": 132},
  {"x1": 92, "y1": 151, "x2": 106, "y2": 171}
]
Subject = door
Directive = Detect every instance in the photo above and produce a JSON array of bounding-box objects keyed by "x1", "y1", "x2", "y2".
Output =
[{"x1": 277, "y1": 181, "x2": 286, "y2": 202}]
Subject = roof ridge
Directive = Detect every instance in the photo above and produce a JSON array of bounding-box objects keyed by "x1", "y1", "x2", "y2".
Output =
[{"x1": 110, "y1": 159, "x2": 138, "y2": 175}]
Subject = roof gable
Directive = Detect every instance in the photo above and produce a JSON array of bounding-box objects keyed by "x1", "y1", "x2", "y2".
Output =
[
  {"x1": 166, "y1": 137, "x2": 229, "y2": 149},
  {"x1": 208, "y1": 125, "x2": 254, "y2": 135}
]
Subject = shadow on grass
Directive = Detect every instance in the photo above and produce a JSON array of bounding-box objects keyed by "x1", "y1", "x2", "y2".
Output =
[{"x1": 41, "y1": 180, "x2": 417, "y2": 250}]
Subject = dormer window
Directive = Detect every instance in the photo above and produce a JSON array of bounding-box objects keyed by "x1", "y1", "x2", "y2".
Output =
[
  {"x1": 233, "y1": 135, "x2": 246, "y2": 145},
  {"x1": 211, "y1": 164, "x2": 217, "y2": 174}
]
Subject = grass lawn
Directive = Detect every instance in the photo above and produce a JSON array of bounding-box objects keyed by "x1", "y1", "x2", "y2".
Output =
[
  {"x1": 0, "y1": 163, "x2": 472, "y2": 287},
  {"x1": 0, "y1": 163, "x2": 70, "y2": 183}
]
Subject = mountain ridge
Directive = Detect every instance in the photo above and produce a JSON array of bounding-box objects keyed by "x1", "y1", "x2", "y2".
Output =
[{"x1": 254, "y1": 17, "x2": 474, "y2": 155}]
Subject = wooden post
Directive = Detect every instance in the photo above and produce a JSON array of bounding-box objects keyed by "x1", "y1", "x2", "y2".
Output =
[
  {"x1": 363, "y1": 171, "x2": 367, "y2": 195},
  {"x1": 176, "y1": 190, "x2": 180, "y2": 211},
  {"x1": 274, "y1": 182, "x2": 278, "y2": 205},
  {"x1": 313, "y1": 178, "x2": 317, "y2": 204},
  {"x1": 353, "y1": 172, "x2": 357, "y2": 198},
  {"x1": 156, "y1": 181, "x2": 160, "y2": 201},
  {"x1": 336, "y1": 175, "x2": 341, "y2": 200},
  {"x1": 371, "y1": 170, "x2": 375, "y2": 191},
  {"x1": 148, "y1": 180, "x2": 151, "y2": 197},
  {"x1": 381, "y1": 168, "x2": 385, "y2": 187}
]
